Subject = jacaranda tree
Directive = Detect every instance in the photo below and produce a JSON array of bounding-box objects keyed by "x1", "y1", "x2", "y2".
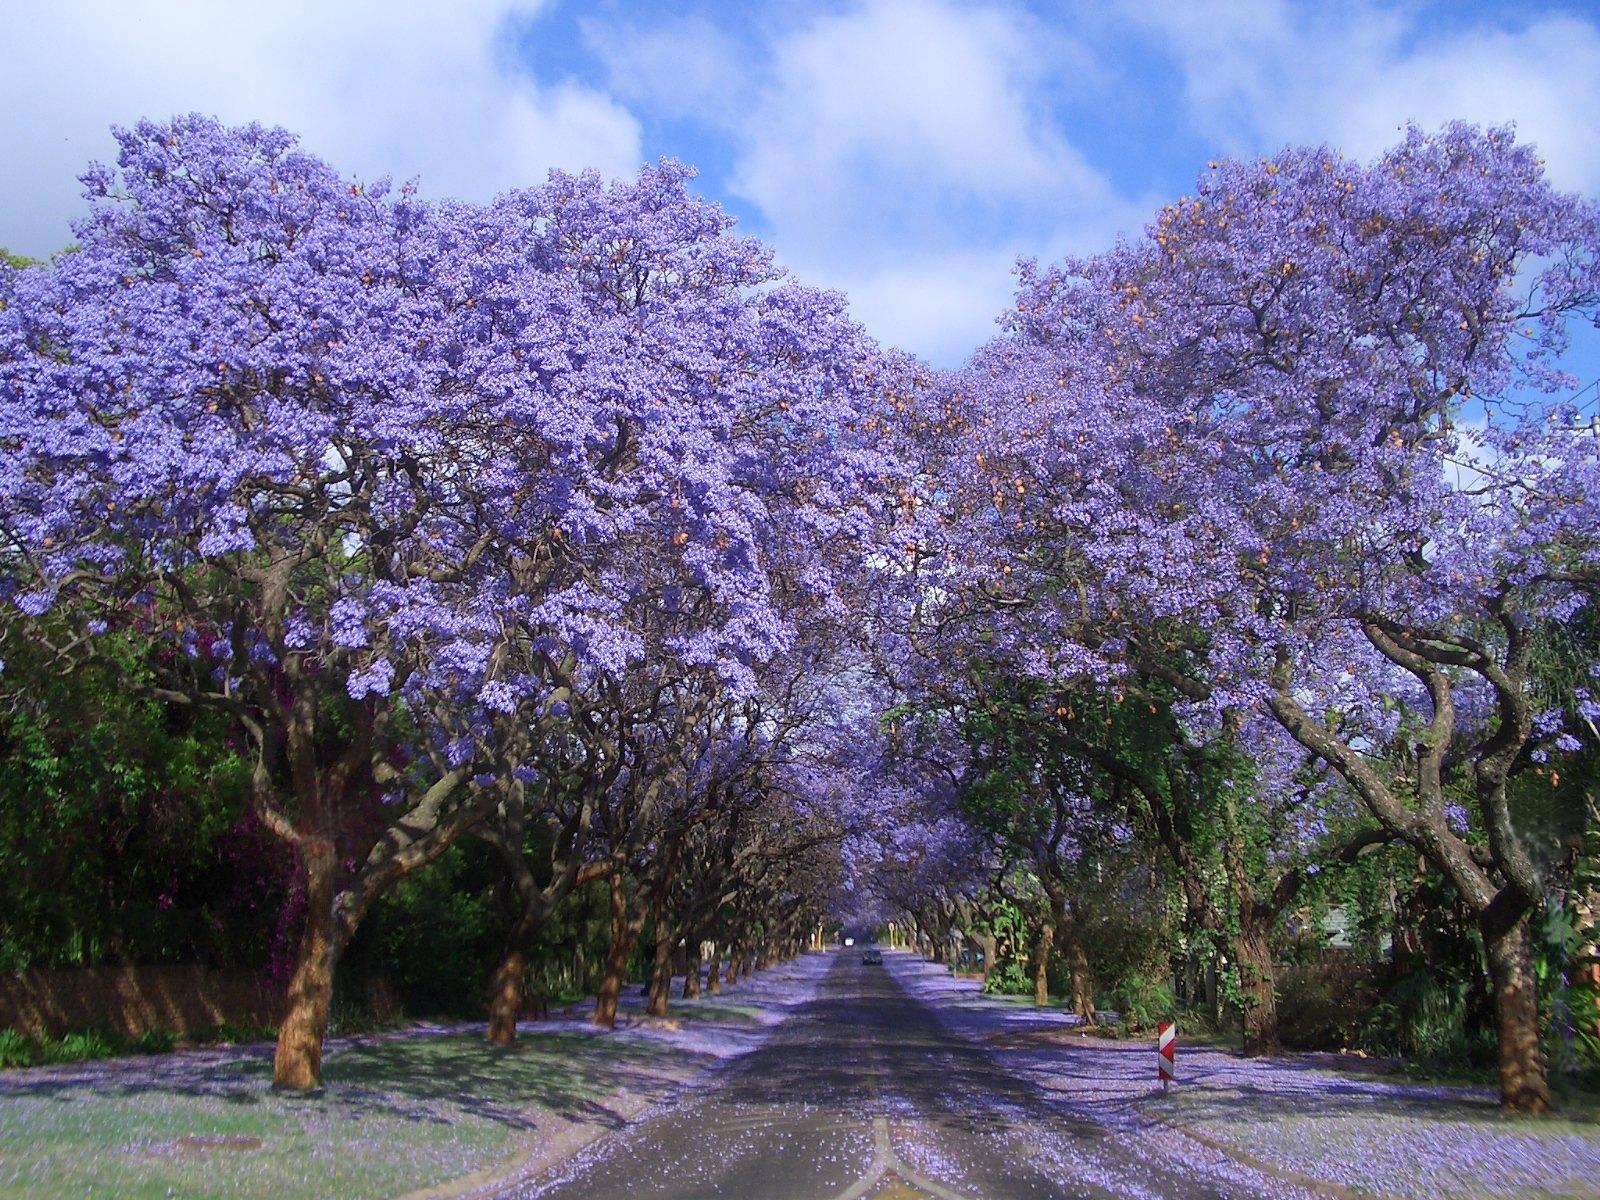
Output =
[
  {"x1": 0, "y1": 116, "x2": 908, "y2": 1086},
  {"x1": 964, "y1": 123, "x2": 1599, "y2": 1110}
]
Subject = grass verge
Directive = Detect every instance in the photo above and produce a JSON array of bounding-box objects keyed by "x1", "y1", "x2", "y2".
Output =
[
  {"x1": 0, "y1": 1030, "x2": 677, "y2": 1200},
  {"x1": 1146, "y1": 1070, "x2": 1600, "y2": 1200}
]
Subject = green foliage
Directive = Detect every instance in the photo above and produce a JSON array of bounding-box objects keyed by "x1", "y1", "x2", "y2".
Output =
[
  {"x1": 0, "y1": 1026, "x2": 128, "y2": 1067},
  {"x1": 0, "y1": 1028, "x2": 32, "y2": 1067},
  {"x1": 981, "y1": 960, "x2": 1032, "y2": 995},
  {"x1": 627, "y1": 916, "x2": 656, "y2": 984},
  {"x1": 1079, "y1": 900, "x2": 1168, "y2": 1009},
  {"x1": 975, "y1": 895, "x2": 1033, "y2": 994},
  {"x1": 350, "y1": 842, "x2": 501, "y2": 1018},
  {"x1": 44, "y1": 1030, "x2": 118, "y2": 1064},
  {"x1": 526, "y1": 876, "x2": 616, "y2": 1000},
  {"x1": 327, "y1": 994, "x2": 402, "y2": 1038},
  {"x1": 1538, "y1": 805, "x2": 1600, "y2": 1074},
  {"x1": 0, "y1": 1021, "x2": 285, "y2": 1069},
  {"x1": 1359, "y1": 970, "x2": 1497, "y2": 1069},
  {"x1": 1275, "y1": 961, "x2": 1383, "y2": 1050},
  {"x1": 0, "y1": 621, "x2": 259, "y2": 971},
  {"x1": 130, "y1": 1028, "x2": 177, "y2": 1055},
  {"x1": 1521, "y1": 609, "x2": 1600, "y2": 872},
  {"x1": 1285, "y1": 843, "x2": 1516, "y2": 1067},
  {"x1": 342, "y1": 839, "x2": 620, "y2": 1022},
  {"x1": 1105, "y1": 972, "x2": 1173, "y2": 1033}
]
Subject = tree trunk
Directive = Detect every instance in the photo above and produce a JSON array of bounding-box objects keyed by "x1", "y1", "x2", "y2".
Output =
[
  {"x1": 1065, "y1": 932, "x2": 1095, "y2": 1024},
  {"x1": 1236, "y1": 925, "x2": 1279, "y2": 1056},
  {"x1": 1483, "y1": 914, "x2": 1551, "y2": 1113},
  {"x1": 486, "y1": 887, "x2": 553, "y2": 1046},
  {"x1": 978, "y1": 932, "x2": 997, "y2": 983},
  {"x1": 594, "y1": 874, "x2": 643, "y2": 1030},
  {"x1": 1033, "y1": 913, "x2": 1055, "y2": 1007},
  {"x1": 273, "y1": 838, "x2": 337, "y2": 1091},
  {"x1": 486, "y1": 947, "x2": 526, "y2": 1046},
  {"x1": 647, "y1": 919, "x2": 676, "y2": 1018},
  {"x1": 683, "y1": 939, "x2": 702, "y2": 1000},
  {"x1": 1217, "y1": 775, "x2": 1279, "y2": 1055},
  {"x1": 706, "y1": 942, "x2": 722, "y2": 994},
  {"x1": 481, "y1": 837, "x2": 598, "y2": 1047}
]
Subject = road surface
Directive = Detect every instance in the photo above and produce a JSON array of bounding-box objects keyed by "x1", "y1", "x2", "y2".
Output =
[{"x1": 504, "y1": 951, "x2": 1288, "y2": 1200}]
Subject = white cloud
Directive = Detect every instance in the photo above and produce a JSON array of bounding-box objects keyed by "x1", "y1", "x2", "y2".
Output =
[
  {"x1": 578, "y1": 0, "x2": 1600, "y2": 364},
  {"x1": 0, "y1": 0, "x2": 643, "y2": 257},
  {"x1": 589, "y1": 0, "x2": 1140, "y2": 364},
  {"x1": 582, "y1": 15, "x2": 750, "y2": 125},
  {"x1": 786, "y1": 207, "x2": 1146, "y2": 366},
  {"x1": 813, "y1": 248, "x2": 1025, "y2": 364},
  {"x1": 731, "y1": 0, "x2": 1110, "y2": 258},
  {"x1": 1129, "y1": 1, "x2": 1600, "y2": 192},
  {"x1": 728, "y1": 0, "x2": 1153, "y2": 363},
  {"x1": 21, "y1": 0, "x2": 1585, "y2": 370}
]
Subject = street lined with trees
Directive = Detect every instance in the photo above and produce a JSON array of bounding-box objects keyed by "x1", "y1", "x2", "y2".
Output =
[{"x1": 2, "y1": 112, "x2": 1599, "y2": 1196}]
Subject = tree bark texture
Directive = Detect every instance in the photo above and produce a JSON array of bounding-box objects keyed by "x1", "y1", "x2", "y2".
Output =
[
  {"x1": 1483, "y1": 914, "x2": 1552, "y2": 1113},
  {"x1": 594, "y1": 874, "x2": 644, "y2": 1030},
  {"x1": 272, "y1": 837, "x2": 337, "y2": 1091},
  {"x1": 1033, "y1": 913, "x2": 1055, "y2": 1007}
]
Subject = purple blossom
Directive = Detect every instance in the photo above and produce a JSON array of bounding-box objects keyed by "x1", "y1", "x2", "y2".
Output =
[{"x1": 347, "y1": 659, "x2": 395, "y2": 700}]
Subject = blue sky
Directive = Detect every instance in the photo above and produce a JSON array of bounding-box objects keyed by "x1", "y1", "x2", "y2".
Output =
[{"x1": 5, "y1": 0, "x2": 1600, "y2": 379}]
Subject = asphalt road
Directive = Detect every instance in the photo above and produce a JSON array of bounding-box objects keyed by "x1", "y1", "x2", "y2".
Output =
[{"x1": 507, "y1": 951, "x2": 1253, "y2": 1200}]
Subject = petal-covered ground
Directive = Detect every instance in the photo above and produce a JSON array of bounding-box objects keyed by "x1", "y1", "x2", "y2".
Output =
[
  {"x1": 0, "y1": 957, "x2": 827, "y2": 1200},
  {"x1": 894, "y1": 956, "x2": 1600, "y2": 1200},
  {"x1": 4, "y1": 952, "x2": 1597, "y2": 1199}
]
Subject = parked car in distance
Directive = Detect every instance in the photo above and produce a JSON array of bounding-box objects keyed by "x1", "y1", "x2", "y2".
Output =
[{"x1": 862, "y1": 948, "x2": 883, "y2": 965}]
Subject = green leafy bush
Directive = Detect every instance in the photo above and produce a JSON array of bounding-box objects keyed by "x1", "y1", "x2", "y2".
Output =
[
  {"x1": 0, "y1": 623, "x2": 264, "y2": 974},
  {"x1": 981, "y1": 960, "x2": 1032, "y2": 995},
  {"x1": 1360, "y1": 971, "x2": 1495, "y2": 1069},
  {"x1": 0, "y1": 1028, "x2": 34, "y2": 1068},
  {"x1": 353, "y1": 842, "x2": 500, "y2": 1018},
  {"x1": 1537, "y1": 866, "x2": 1600, "y2": 1075},
  {"x1": 1276, "y1": 960, "x2": 1383, "y2": 1050},
  {"x1": 43, "y1": 1030, "x2": 118, "y2": 1064},
  {"x1": 130, "y1": 1028, "x2": 177, "y2": 1055},
  {"x1": 1106, "y1": 972, "x2": 1173, "y2": 1034}
]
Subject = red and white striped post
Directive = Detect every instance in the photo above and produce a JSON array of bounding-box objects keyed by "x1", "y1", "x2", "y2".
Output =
[{"x1": 1157, "y1": 1022, "x2": 1176, "y2": 1091}]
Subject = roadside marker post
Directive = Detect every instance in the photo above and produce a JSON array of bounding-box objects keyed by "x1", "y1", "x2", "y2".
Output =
[{"x1": 1157, "y1": 1022, "x2": 1176, "y2": 1092}]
